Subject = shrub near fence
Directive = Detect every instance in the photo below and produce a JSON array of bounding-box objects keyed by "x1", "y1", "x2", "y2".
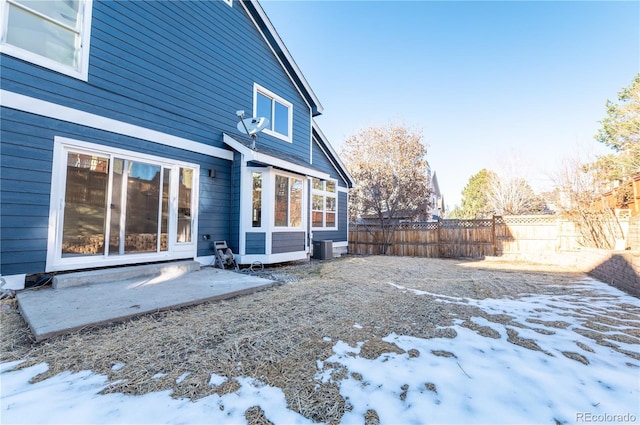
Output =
[{"x1": 349, "y1": 215, "x2": 619, "y2": 259}]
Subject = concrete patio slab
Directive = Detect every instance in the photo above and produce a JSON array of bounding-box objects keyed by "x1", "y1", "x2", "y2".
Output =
[{"x1": 16, "y1": 267, "x2": 276, "y2": 342}]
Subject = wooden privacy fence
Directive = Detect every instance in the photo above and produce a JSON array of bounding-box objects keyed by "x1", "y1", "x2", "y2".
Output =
[{"x1": 348, "y1": 215, "x2": 625, "y2": 258}]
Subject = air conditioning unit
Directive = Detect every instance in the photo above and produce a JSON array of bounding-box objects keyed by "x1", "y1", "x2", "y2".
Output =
[{"x1": 312, "y1": 240, "x2": 333, "y2": 260}]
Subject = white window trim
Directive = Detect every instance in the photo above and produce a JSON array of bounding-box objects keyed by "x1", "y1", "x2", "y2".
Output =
[
  {"x1": 46, "y1": 136, "x2": 199, "y2": 272},
  {"x1": 253, "y1": 83, "x2": 293, "y2": 143},
  {"x1": 248, "y1": 167, "x2": 266, "y2": 231},
  {"x1": 223, "y1": 0, "x2": 232, "y2": 6},
  {"x1": 0, "y1": 0, "x2": 93, "y2": 81},
  {"x1": 273, "y1": 171, "x2": 305, "y2": 230},
  {"x1": 311, "y1": 178, "x2": 339, "y2": 231}
]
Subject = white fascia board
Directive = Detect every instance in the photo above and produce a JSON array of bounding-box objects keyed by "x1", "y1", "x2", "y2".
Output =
[
  {"x1": 243, "y1": 0, "x2": 323, "y2": 116},
  {"x1": 0, "y1": 90, "x2": 234, "y2": 161},
  {"x1": 223, "y1": 133, "x2": 330, "y2": 180}
]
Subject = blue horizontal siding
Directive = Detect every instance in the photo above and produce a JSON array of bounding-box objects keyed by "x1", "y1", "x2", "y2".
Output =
[
  {"x1": 197, "y1": 164, "x2": 233, "y2": 256},
  {"x1": 0, "y1": 0, "x2": 331, "y2": 273},
  {"x1": 246, "y1": 232, "x2": 266, "y2": 255},
  {"x1": 229, "y1": 152, "x2": 242, "y2": 253},
  {"x1": 1, "y1": 0, "x2": 313, "y2": 162},
  {"x1": 272, "y1": 232, "x2": 305, "y2": 254},
  {"x1": 0, "y1": 108, "x2": 233, "y2": 275},
  {"x1": 312, "y1": 138, "x2": 349, "y2": 188}
]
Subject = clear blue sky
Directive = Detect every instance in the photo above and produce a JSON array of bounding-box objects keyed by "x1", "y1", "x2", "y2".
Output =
[{"x1": 260, "y1": 0, "x2": 639, "y2": 209}]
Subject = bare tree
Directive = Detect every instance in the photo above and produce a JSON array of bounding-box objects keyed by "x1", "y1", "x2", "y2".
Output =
[
  {"x1": 341, "y1": 124, "x2": 431, "y2": 254},
  {"x1": 484, "y1": 152, "x2": 545, "y2": 216},
  {"x1": 552, "y1": 151, "x2": 624, "y2": 249},
  {"x1": 487, "y1": 175, "x2": 540, "y2": 215}
]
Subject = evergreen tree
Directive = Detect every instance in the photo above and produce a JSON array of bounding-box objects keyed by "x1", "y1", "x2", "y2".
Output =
[
  {"x1": 459, "y1": 169, "x2": 496, "y2": 219},
  {"x1": 593, "y1": 73, "x2": 640, "y2": 181}
]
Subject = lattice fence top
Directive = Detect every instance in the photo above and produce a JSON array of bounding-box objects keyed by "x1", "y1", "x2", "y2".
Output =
[
  {"x1": 351, "y1": 215, "x2": 563, "y2": 230},
  {"x1": 396, "y1": 222, "x2": 439, "y2": 230},
  {"x1": 351, "y1": 222, "x2": 439, "y2": 231},
  {"x1": 439, "y1": 219, "x2": 493, "y2": 228},
  {"x1": 498, "y1": 215, "x2": 558, "y2": 225}
]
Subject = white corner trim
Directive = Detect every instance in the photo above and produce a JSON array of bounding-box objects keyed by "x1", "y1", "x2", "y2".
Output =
[
  {"x1": 223, "y1": 133, "x2": 330, "y2": 180},
  {"x1": 0, "y1": 90, "x2": 234, "y2": 161}
]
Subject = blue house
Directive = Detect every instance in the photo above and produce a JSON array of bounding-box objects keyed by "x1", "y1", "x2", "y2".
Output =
[{"x1": 0, "y1": 0, "x2": 354, "y2": 285}]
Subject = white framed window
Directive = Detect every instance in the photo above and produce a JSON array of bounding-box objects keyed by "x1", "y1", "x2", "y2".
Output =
[
  {"x1": 251, "y1": 171, "x2": 262, "y2": 228},
  {"x1": 274, "y1": 174, "x2": 303, "y2": 228},
  {"x1": 0, "y1": 0, "x2": 93, "y2": 80},
  {"x1": 223, "y1": 0, "x2": 232, "y2": 6},
  {"x1": 311, "y1": 178, "x2": 338, "y2": 229},
  {"x1": 253, "y1": 83, "x2": 293, "y2": 143}
]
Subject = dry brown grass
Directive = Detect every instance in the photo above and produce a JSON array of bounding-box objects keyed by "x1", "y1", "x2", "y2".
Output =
[{"x1": 1, "y1": 255, "x2": 638, "y2": 424}]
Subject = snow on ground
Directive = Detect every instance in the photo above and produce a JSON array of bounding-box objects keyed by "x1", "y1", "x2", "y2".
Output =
[{"x1": 2, "y1": 277, "x2": 639, "y2": 424}]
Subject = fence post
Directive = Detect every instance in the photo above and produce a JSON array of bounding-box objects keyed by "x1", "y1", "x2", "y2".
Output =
[
  {"x1": 492, "y1": 216, "x2": 497, "y2": 256},
  {"x1": 354, "y1": 223, "x2": 358, "y2": 254},
  {"x1": 437, "y1": 219, "x2": 442, "y2": 258}
]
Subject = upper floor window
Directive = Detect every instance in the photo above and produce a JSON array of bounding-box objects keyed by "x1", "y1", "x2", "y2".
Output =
[
  {"x1": 311, "y1": 178, "x2": 337, "y2": 229},
  {"x1": 254, "y1": 83, "x2": 293, "y2": 143},
  {"x1": 0, "y1": 0, "x2": 93, "y2": 80}
]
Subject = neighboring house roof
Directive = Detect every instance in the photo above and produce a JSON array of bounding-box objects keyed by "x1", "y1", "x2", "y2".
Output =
[
  {"x1": 312, "y1": 121, "x2": 356, "y2": 188},
  {"x1": 243, "y1": 0, "x2": 324, "y2": 116},
  {"x1": 431, "y1": 172, "x2": 441, "y2": 197}
]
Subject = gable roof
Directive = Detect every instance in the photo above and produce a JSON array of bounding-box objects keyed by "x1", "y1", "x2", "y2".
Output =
[
  {"x1": 242, "y1": 0, "x2": 324, "y2": 116},
  {"x1": 431, "y1": 172, "x2": 441, "y2": 196}
]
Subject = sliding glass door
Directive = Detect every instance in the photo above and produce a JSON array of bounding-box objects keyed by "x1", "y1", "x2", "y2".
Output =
[
  {"x1": 62, "y1": 152, "x2": 110, "y2": 257},
  {"x1": 51, "y1": 139, "x2": 198, "y2": 270}
]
